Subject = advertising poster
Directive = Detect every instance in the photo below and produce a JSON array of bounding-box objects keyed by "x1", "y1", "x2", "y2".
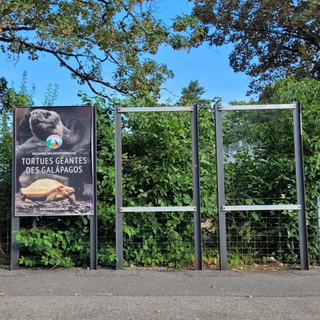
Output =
[{"x1": 13, "y1": 106, "x2": 95, "y2": 216}]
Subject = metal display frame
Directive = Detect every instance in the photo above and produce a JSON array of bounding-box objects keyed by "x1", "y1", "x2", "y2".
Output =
[
  {"x1": 115, "y1": 105, "x2": 202, "y2": 270},
  {"x1": 11, "y1": 105, "x2": 98, "y2": 270},
  {"x1": 215, "y1": 102, "x2": 309, "y2": 270}
]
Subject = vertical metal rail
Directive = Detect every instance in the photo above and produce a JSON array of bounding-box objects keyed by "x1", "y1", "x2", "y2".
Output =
[
  {"x1": 90, "y1": 105, "x2": 98, "y2": 270},
  {"x1": 11, "y1": 108, "x2": 19, "y2": 270},
  {"x1": 214, "y1": 103, "x2": 228, "y2": 270},
  {"x1": 115, "y1": 105, "x2": 123, "y2": 270},
  {"x1": 90, "y1": 214, "x2": 98, "y2": 269},
  {"x1": 191, "y1": 104, "x2": 202, "y2": 270},
  {"x1": 316, "y1": 196, "x2": 320, "y2": 265},
  {"x1": 293, "y1": 102, "x2": 309, "y2": 270},
  {"x1": 11, "y1": 217, "x2": 20, "y2": 270},
  {"x1": 32, "y1": 217, "x2": 37, "y2": 229}
]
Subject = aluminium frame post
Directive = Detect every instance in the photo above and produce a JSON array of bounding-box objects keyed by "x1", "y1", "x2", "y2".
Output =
[
  {"x1": 115, "y1": 105, "x2": 124, "y2": 270},
  {"x1": 90, "y1": 105, "x2": 98, "y2": 270},
  {"x1": 214, "y1": 103, "x2": 228, "y2": 270},
  {"x1": 191, "y1": 104, "x2": 203, "y2": 270},
  {"x1": 293, "y1": 101, "x2": 309, "y2": 270},
  {"x1": 11, "y1": 217, "x2": 20, "y2": 270}
]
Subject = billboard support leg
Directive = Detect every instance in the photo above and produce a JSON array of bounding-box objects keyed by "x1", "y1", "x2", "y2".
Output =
[
  {"x1": 11, "y1": 217, "x2": 20, "y2": 270},
  {"x1": 32, "y1": 217, "x2": 36, "y2": 229},
  {"x1": 90, "y1": 214, "x2": 98, "y2": 270}
]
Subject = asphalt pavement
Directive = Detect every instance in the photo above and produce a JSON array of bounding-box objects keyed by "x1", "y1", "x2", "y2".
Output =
[{"x1": 1, "y1": 267, "x2": 320, "y2": 320}]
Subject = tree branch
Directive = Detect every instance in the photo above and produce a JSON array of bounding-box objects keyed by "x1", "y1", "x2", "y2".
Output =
[{"x1": 52, "y1": 52, "x2": 129, "y2": 95}]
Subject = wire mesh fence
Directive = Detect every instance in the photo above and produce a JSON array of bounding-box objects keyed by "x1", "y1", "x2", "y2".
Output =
[
  {"x1": 123, "y1": 211, "x2": 195, "y2": 268},
  {"x1": 225, "y1": 211, "x2": 300, "y2": 265},
  {"x1": 1, "y1": 196, "x2": 320, "y2": 268},
  {"x1": 0, "y1": 215, "x2": 10, "y2": 264}
]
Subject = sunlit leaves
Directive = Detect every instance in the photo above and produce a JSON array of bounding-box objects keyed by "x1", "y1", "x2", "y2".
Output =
[
  {"x1": 0, "y1": 0, "x2": 193, "y2": 99},
  {"x1": 180, "y1": 0, "x2": 320, "y2": 94}
]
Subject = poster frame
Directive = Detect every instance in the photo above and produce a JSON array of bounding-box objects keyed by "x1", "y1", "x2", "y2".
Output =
[{"x1": 11, "y1": 105, "x2": 97, "y2": 270}]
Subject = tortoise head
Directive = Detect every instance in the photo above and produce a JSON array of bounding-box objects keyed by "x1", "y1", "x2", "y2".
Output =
[
  {"x1": 60, "y1": 186, "x2": 75, "y2": 196},
  {"x1": 29, "y1": 109, "x2": 63, "y2": 140}
]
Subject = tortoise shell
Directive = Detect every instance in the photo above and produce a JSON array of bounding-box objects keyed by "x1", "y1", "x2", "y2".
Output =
[{"x1": 21, "y1": 179, "x2": 64, "y2": 198}]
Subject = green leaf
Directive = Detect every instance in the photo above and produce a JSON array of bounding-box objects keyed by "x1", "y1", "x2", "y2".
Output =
[
  {"x1": 45, "y1": 240, "x2": 53, "y2": 248},
  {"x1": 255, "y1": 199, "x2": 264, "y2": 205},
  {"x1": 252, "y1": 212, "x2": 259, "y2": 221}
]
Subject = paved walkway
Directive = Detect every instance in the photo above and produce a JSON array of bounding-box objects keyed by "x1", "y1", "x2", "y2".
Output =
[{"x1": 1, "y1": 267, "x2": 320, "y2": 319}]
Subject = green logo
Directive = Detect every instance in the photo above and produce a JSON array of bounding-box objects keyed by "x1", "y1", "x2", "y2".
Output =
[{"x1": 46, "y1": 135, "x2": 62, "y2": 149}]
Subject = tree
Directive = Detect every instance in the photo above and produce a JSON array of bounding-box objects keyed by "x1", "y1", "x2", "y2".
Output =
[
  {"x1": 0, "y1": 0, "x2": 199, "y2": 99},
  {"x1": 0, "y1": 76, "x2": 29, "y2": 113},
  {"x1": 0, "y1": 71, "x2": 59, "y2": 113},
  {"x1": 0, "y1": 111, "x2": 12, "y2": 263},
  {"x1": 178, "y1": 80, "x2": 204, "y2": 105},
  {"x1": 178, "y1": 0, "x2": 320, "y2": 94}
]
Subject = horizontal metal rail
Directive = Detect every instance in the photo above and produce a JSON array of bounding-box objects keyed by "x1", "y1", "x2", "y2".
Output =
[
  {"x1": 223, "y1": 205, "x2": 301, "y2": 211},
  {"x1": 118, "y1": 107, "x2": 193, "y2": 113},
  {"x1": 219, "y1": 104, "x2": 296, "y2": 111},
  {"x1": 120, "y1": 206, "x2": 196, "y2": 213}
]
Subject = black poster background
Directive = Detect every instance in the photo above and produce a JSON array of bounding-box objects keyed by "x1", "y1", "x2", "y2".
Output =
[{"x1": 13, "y1": 106, "x2": 94, "y2": 216}]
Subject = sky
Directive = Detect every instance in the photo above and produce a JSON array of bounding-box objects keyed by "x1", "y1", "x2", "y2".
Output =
[{"x1": 0, "y1": 0, "x2": 252, "y2": 107}]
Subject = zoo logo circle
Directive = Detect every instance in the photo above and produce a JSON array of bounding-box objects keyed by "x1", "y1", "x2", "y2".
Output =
[{"x1": 46, "y1": 135, "x2": 63, "y2": 149}]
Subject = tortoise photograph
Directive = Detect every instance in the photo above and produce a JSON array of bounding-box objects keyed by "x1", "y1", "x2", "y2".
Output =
[
  {"x1": 21, "y1": 179, "x2": 76, "y2": 205},
  {"x1": 15, "y1": 178, "x2": 93, "y2": 216}
]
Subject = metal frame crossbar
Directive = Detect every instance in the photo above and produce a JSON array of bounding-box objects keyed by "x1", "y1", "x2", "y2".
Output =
[
  {"x1": 223, "y1": 205, "x2": 301, "y2": 211},
  {"x1": 215, "y1": 102, "x2": 309, "y2": 270},
  {"x1": 115, "y1": 105, "x2": 202, "y2": 270},
  {"x1": 218, "y1": 104, "x2": 296, "y2": 111},
  {"x1": 120, "y1": 206, "x2": 196, "y2": 213}
]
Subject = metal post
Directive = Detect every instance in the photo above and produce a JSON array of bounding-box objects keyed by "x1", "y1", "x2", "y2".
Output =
[
  {"x1": 293, "y1": 101, "x2": 309, "y2": 270},
  {"x1": 214, "y1": 103, "x2": 228, "y2": 270},
  {"x1": 90, "y1": 105, "x2": 98, "y2": 270},
  {"x1": 115, "y1": 105, "x2": 123, "y2": 269},
  {"x1": 32, "y1": 217, "x2": 37, "y2": 229},
  {"x1": 316, "y1": 196, "x2": 320, "y2": 265},
  {"x1": 90, "y1": 215, "x2": 98, "y2": 269},
  {"x1": 191, "y1": 104, "x2": 202, "y2": 270},
  {"x1": 11, "y1": 108, "x2": 19, "y2": 270},
  {"x1": 11, "y1": 217, "x2": 20, "y2": 270}
]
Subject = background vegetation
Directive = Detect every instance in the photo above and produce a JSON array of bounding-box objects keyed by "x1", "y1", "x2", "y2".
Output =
[
  {"x1": 0, "y1": 76, "x2": 320, "y2": 268},
  {"x1": 0, "y1": 0, "x2": 320, "y2": 268}
]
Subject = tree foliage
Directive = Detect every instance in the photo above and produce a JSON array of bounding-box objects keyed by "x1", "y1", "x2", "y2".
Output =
[
  {"x1": 0, "y1": 75, "x2": 29, "y2": 113},
  {"x1": 178, "y1": 79, "x2": 217, "y2": 107},
  {"x1": 0, "y1": 0, "x2": 202, "y2": 99},
  {"x1": 182, "y1": 0, "x2": 320, "y2": 93}
]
